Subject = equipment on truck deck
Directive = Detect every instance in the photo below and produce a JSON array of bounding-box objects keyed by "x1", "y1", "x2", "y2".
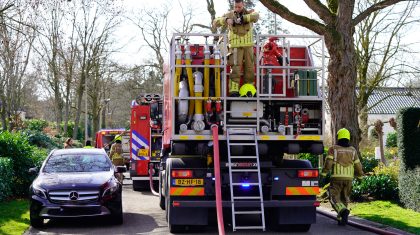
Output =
[
  {"x1": 160, "y1": 33, "x2": 325, "y2": 233},
  {"x1": 130, "y1": 94, "x2": 163, "y2": 191}
]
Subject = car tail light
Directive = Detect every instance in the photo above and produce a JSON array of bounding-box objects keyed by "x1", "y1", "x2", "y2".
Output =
[
  {"x1": 171, "y1": 170, "x2": 193, "y2": 178},
  {"x1": 297, "y1": 170, "x2": 319, "y2": 178},
  {"x1": 313, "y1": 201, "x2": 321, "y2": 207}
]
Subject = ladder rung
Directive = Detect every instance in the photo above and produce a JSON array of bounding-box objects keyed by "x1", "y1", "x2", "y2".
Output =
[
  {"x1": 229, "y1": 143, "x2": 255, "y2": 146},
  {"x1": 232, "y1": 183, "x2": 259, "y2": 186},
  {"x1": 231, "y1": 169, "x2": 259, "y2": 172},
  {"x1": 234, "y1": 211, "x2": 262, "y2": 214},
  {"x1": 230, "y1": 156, "x2": 257, "y2": 159},
  {"x1": 232, "y1": 196, "x2": 261, "y2": 200},
  {"x1": 235, "y1": 226, "x2": 265, "y2": 230}
]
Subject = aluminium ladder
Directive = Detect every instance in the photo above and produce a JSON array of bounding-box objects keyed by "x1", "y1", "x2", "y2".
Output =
[{"x1": 226, "y1": 127, "x2": 266, "y2": 231}]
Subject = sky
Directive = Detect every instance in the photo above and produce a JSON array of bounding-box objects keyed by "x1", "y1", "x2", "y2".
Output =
[{"x1": 112, "y1": 0, "x2": 420, "y2": 81}]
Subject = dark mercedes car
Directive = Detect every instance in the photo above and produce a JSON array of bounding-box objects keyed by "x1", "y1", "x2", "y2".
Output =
[{"x1": 29, "y1": 148, "x2": 126, "y2": 228}]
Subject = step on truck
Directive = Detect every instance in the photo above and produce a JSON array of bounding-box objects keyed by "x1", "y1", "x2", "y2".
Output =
[
  {"x1": 159, "y1": 33, "x2": 325, "y2": 233},
  {"x1": 130, "y1": 94, "x2": 163, "y2": 191}
]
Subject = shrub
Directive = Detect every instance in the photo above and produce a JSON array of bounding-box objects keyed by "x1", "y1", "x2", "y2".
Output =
[
  {"x1": 298, "y1": 153, "x2": 318, "y2": 168},
  {"x1": 23, "y1": 130, "x2": 60, "y2": 150},
  {"x1": 0, "y1": 158, "x2": 13, "y2": 201},
  {"x1": 0, "y1": 131, "x2": 47, "y2": 197},
  {"x1": 24, "y1": 119, "x2": 49, "y2": 132},
  {"x1": 373, "y1": 160, "x2": 399, "y2": 181},
  {"x1": 351, "y1": 174, "x2": 398, "y2": 201},
  {"x1": 397, "y1": 107, "x2": 420, "y2": 212},
  {"x1": 386, "y1": 131, "x2": 398, "y2": 148},
  {"x1": 359, "y1": 150, "x2": 379, "y2": 173},
  {"x1": 298, "y1": 147, "x2": 328, "y2": 169}
]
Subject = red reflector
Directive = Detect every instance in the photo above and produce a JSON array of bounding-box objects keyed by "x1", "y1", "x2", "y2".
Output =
[
  {"x1": 173, "y1": 201, "x2": 180, "y2": 207},
  {"x1": 171, "y1": 170, "x2": 193, "y2": 178},
  {"x1": 298, "y1": 170, "x2": 319, "y2": 178},
  {"x1": 313, "y1": 201, "x2": 321, "y2": 207}
]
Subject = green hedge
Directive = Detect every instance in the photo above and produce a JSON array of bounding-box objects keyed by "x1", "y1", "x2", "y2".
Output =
[
  {"x1": 397, "y1": 107, "x2": 420, "y2": 212},
  {"x1": 24, "y1": 119, "x2": 49, "y2": 132},
  {"x1": 0, "y1": 131, "x2": 47, "y2": 198},
  {"x1": 0, "y1": 158, "x2": 13, "y2": 201}
]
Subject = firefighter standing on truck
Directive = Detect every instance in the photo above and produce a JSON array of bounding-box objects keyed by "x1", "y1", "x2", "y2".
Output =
[
  {"x1": 212, "y1": 0, "x2": 259, "y2": 97},
  {"x1": 321, "y1": 128, "x2": 364, "y2": 225}
]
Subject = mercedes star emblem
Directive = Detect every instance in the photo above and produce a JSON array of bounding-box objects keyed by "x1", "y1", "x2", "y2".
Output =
[{"x1": 69, "y1": 191, "x2": 79, "y2": 200}]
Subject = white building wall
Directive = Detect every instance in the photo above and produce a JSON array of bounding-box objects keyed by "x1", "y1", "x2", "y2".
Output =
[{"x1": 324, "y1": 113, "x2": 396, "y2": 147}]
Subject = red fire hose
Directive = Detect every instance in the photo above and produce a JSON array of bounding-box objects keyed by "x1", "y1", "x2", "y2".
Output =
[{"x1": 212, "y1": 125, "x2": 225, "y2": 235}]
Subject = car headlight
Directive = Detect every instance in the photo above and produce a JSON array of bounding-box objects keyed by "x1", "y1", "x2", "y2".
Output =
[
  {"x1": 32, "y1": 184, "x2": 47, "y2": 199},
  {"x1": 102, "y1": 179, "x2": 119, "y2": 198}
]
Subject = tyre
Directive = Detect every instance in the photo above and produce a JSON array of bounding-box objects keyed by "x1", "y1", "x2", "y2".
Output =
[
  {"x1": 132, "y1": 180, "x2": 148, "y2": 191},
  {"x1": 30, "y1": 216, "x2": 43, "y2": 228},
  {"x1": 291, "y1": 224, "x2": 311, "y2": 232},
  {"x1": 159, "y1": 171, "x2": 166, "y2": 210},
  {"x1": 111, "y1": 199, "x2": 123, "y2": 225},
  {"x1": 169, "y1": 224, "x2": 186, "y2": 233}
]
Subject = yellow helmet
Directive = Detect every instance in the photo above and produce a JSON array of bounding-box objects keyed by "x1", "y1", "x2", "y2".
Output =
[
  {"x1": 337, "y1": 128, "x2": 350, "y2": 140},
  {"x1": 239, "y1": 84, "x2": 257, "y2": 97},
  {"x1": 114, "y1": 135, "x2": 122, "y2": 141}
]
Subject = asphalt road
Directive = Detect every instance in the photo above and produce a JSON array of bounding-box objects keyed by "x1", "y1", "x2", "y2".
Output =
[{"x1": 25, "y1": 179, "x2": 375, "y2": 235}]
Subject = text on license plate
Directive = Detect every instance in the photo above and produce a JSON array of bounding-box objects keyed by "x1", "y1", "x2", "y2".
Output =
[{"x1": 174, "y1": 179, "x2": 204, "y2": 186}]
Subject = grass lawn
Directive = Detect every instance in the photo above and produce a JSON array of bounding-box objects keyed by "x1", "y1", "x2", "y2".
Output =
[
  {"x1": 0, "y1": 199, "x2": 30, "y2": 235},
  {"x1": 350, "y1": 200, "x2": 420, "y2": 235}
]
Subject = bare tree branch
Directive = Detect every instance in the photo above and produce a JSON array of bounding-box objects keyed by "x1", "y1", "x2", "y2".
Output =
[{"x1": 353, "y1": 0, "x2": 406, "y2": 26}]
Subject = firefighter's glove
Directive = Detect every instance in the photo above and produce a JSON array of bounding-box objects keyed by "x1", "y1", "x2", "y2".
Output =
[{"x1": 277, "y1": 56, "x2": 289, "y2": 65}]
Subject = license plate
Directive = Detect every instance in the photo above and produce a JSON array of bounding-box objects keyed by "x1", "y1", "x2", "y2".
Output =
[
  {"x1": 174, "y1": 179, "x2": 204, "y2": 186},
  {"x1": 138, "y1": 149, "x2": 148, "y2": 156}
]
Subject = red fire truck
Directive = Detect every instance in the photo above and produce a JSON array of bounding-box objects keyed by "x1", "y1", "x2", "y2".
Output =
[
  {"x1": 159, "y1": 33, "x2": 325, "y2": 233},
  {"x1": 129, "y1": 94, "x2": 163, "y2": 191},
  {"x1": 95, "y1": 128, "x2": 127, "y2": 152}
]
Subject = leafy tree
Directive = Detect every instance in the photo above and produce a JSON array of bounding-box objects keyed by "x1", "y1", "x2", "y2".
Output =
[{"x1": 259, "y1": 0, "x2": 413, "y2": 149}]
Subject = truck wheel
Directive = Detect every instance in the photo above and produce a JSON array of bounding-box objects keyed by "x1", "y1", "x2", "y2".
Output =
[
  {"x1": 159, "y1": 171, "x2": 166, "y2": 210},
  {"x1": 290, "y1": 224, "x2": 311, "y2": 232},
  {"x1": 30, "y1": 217, "x2": 43, "y2": 228},
  {"x1": 132, "y1": 180, "x2": 148, "y2": 191}
]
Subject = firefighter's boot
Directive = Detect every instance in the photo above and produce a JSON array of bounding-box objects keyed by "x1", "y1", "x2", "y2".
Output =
[
  {"x1": 229, "y1": 80, "x2": 240, "y2": 97},
  {"x1": 340, "y1": 208, "x2": 350, "y2": 225}
]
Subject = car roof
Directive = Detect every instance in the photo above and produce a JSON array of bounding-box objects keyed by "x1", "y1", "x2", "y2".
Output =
[{"x1": 51, "y1": 148, "x2": 107, "y2": 156}]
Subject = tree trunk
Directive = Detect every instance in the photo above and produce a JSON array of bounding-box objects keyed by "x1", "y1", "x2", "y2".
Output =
[
  {"x1": 358, "y1": 105, "x2": 369, "y2": 140},
  {"x1": 72, "y1": 74, "x2": 85, "y2": 140},
  {"x1": 325, "y1": 1, "x2": 360, "y2": 149}
]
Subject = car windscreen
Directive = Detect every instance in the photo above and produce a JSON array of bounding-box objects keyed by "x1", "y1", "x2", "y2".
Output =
[{"x1": 43, "y1": 154, "x2": 111, "y2": 173}]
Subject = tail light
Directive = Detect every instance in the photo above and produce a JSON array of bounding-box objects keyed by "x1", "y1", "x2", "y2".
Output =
[
  {"x1": 171, "y1": 170, "x2": 193, "y2": 178},
  {"x1": 297, "y1": 170, "x2": 319, "y2": 178}
]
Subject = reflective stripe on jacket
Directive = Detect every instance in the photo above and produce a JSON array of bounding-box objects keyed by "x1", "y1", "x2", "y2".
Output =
[{"x1": 321, "y1": 145, "x2": 364, "y2": 180}]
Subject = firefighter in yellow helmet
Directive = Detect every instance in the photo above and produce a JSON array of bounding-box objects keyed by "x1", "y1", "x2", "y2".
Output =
[
  {"x1": 109, "y1": 135, "x2": 124, "y2": 182},
  {"x1": 212, "y1": 0, "x2": 259, "y2": 97},
  {"x1": 321, "y1": 128, "x2": 364, "y2": 225}
]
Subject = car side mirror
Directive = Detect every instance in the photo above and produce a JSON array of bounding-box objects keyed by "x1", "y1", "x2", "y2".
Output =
[
  {"x1": 28, "y1": 167, "x2": 39, "y2": 174},
  {"x1": 116, "y1": 166, "x2": 126, "y2": 173}
]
